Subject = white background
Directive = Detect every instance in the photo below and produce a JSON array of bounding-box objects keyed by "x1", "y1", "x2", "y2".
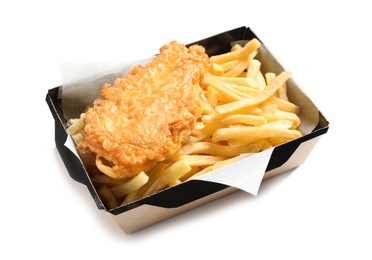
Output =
[{"x1": 1, "y1": 1, "x2": 371, "y2": 259}]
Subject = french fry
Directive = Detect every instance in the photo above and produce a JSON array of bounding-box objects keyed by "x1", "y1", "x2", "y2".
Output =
[
  {"x1": 122, "y1": 162, "x2": 169, "y2": 205},
  {"x1": 91, "y1": 174, "x2": 128, "y2": 186},
  {"x1": 109, "y1": 171, "x2": 149, "y2": 198},
  {"x1": 98, "y1": 186, "x2": 119, "y2": 209},
  {"x1": 202, "y1": 113, "x2": 267, "y2": 127},
  {"x1": 223, "y1": 50, "x2": 257, "y2": 77},
  {"x1": 265, "y1": 96, "x2": 300, "y2": 114},
  {"x1": 213, "y1": 75, "x2": 259, "y2": 89},
  {"x1": 215, "y1": 71, "x2": 292, "y2": 115},
  {"x1": 142, "y1": 160, "x2": 191, "y2": 197},
  {"x1": 265, "y1": 72, "x2": 276, "y2": 86},
  {"x1": 225, "y1": 83, "x2": 260, "y2": 96},
  {"x1": 212, "y1": 124, "x2": 302, "y2": 144},
  {"x1": 231, "y1": 44, "x2": 243, "y2": 52},
  {"x1": 203, "y1": 73, "x2": 251, "y2": 101},
  {"x1": 220, "y1": 60, "x2": 239, "y2": 72},
  {"x1": 182, "y1": 155, "x2": 226, "y2": 167},
  {"x1": 67, "y1": 114, "x2": 86, "y2": 136},
  {"x1": 181, "y1": 141, "x2": 265, "y2": 157},
  {"x1": 210, "y1": 38, "x2": 261, "y2": 64},
  {"x1": 247, "y1": 59, "x2": 261, "y2": 80},
  {"x1": 208, "y1": 63, "x2": 224, "y2": 76}
]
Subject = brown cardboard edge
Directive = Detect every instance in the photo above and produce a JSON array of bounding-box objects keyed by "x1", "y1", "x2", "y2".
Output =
[
  {"x1": 109, "y1": 186, "x2": 239, "y2": 234},
  {"x1": 110, "y1": 135, "x2": 323, "y2": 233},
  {"x1": 263, "y1": 135, "x2": 322, "y2": 180}
]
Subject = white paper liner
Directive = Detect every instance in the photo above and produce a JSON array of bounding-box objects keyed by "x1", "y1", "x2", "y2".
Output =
[{"x1": 193, "y1": 149, "x2": 273, "y2": 195}]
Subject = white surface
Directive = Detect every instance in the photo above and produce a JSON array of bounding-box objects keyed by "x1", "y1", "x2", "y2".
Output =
[{"x1": 1, "y1": 1, "x2": 371, "y2": 259}]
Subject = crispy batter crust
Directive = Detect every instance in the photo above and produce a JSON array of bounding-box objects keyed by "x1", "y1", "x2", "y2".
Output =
[{"x1": 77, "y1": 41, "x2": 209, "y2": 179}]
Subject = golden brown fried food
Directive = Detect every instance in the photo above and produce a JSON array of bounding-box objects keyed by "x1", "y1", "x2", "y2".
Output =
[{"x1": 77, "y1": 41, "x2": 209, "y2": 179}]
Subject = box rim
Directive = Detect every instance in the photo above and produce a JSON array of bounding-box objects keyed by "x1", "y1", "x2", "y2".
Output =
[{"x1": 46, "y1": 25, "x2": 330, "y2": 215}]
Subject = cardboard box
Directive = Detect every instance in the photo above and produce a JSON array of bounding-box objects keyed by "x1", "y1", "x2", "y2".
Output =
[{"x1": 46, "y1": 26, "x2": 329, "y2": 233}]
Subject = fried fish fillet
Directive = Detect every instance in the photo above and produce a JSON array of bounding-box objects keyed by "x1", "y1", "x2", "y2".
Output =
[{"x1": 77, "y1": 41, "x2": 209, "y2": 179}]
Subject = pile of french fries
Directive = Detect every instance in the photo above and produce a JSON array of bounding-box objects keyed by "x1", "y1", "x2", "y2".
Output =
[{"x1": 68, "y1": 38, "x2": 302, "y2": 209}]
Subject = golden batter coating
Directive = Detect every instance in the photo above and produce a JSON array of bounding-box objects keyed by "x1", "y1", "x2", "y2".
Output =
[{"x1": 77, "y1": 41, "x2": 209, "y2": 179}]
